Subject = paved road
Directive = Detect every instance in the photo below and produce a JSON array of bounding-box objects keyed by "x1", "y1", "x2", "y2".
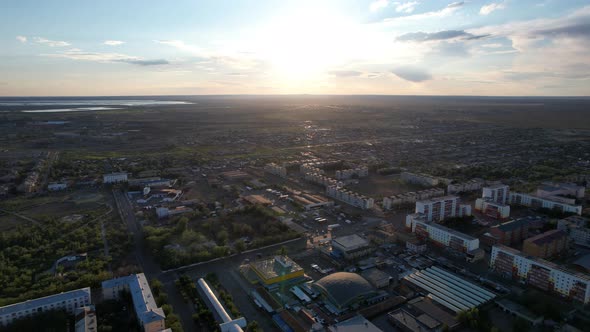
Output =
[{"x1": 112, "y1": 189, "x2": 197, "y2": 331}]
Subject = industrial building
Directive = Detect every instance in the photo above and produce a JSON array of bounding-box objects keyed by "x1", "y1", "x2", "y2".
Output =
[
  {"x1": 403, "y1": 267, "x2": 496, "y2": 313},
  {"x1": 103, "y1": 172, "x2": 128, "y2": 184},
  {"x1": 406, "y1": 214, "x2": 479, "y2": 252},
  {"x1": 101, "y1": 273, "x2": 166, "y2": 332},
  {"x1": 490, "y1": 245, "x2": 590, "y2": 304},
  {"x1": 557, "y1": 216, "x2": 590, "y2": 247},
  {"x1": 509, "y1": 192, "x2": 582, "y2": 215},
  {"x1": 291, "y1": 193, "x2": 334, "y2": 210},
  {"x1": 249, "y1": 256, "x2": 305, "y2": 288},
  {"x1": 482, "y1": 184, "x2": 510, "y2": 205},
  {"x1": 522, "y1": 229, "x2": 568, "y2": 259},
  {"x1": 197, "y1": 278, "x2": 247, "y2": 332},
  {"x1": 331, "y1": 234, "x2": 373, "y2": 260},
  {"x1": 0, "y1": 287, "x2": 91, "y2": 327},
  {"x1": 327, "y1": 315, "x2": 382, "y2": 332},
  {"x1": 312, "y1": 272, "x2": 386, "y2": 310}
]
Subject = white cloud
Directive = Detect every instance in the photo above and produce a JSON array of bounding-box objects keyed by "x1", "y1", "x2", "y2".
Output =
[
  {"x1": 394, "y1": 1, "x2": 419, "y2": 14},
  {"x1": 104, "y1": 40, "x2": 125, "y2": 46},
  {"x1": 480, "y1": 2, "x2": 506, "y2": 15},
  {"x1": 43, "y1": 49, "x2": 168, "y2": 66},
  {"x1": 482, "y1": 43, "x2": 503, "y2": 48},
  {"x1": 16, "y1": 36, "x2": 27, "y2": 43},
  {"x1": 370, "y1": 0, "x2": 388, "y2": 12},
  {"x1": 381, "y1": 1, "x2": 464, "y2": 24},
  {"x1": 34, "y1": 37, "x2": 71, "y2": 47}
]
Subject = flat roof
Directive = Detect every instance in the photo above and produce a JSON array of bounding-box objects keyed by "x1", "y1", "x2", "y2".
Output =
[
  {"x1": 327, "y1": 315, "x2": 382, "y2": 332},
  {"x1": 404, "y1": 267, "x2": 495, "y2": 313},
  {"x1": 333, "y1": 234, "x2": 369, "y2": 250},
  {"x1": 0, "y1": 287, "x2": 91, "y2": 316},
  {"x1": 493, "y1": 218, "x2": 529, "y2": 232},
  {"x1": 524, "y1": 229, "x2": 566, "y2": 246},
  {"x1": 250, "y1": 256, "x2": 303, "y2": 280}
]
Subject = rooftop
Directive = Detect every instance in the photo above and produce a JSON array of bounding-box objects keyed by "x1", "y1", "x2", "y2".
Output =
[
  {"x1": 524, "y1": 229, "x2": 566, "y2": 246},
  {"x1": 327, "y1": 314, "x2": 382, "y2": 332},
  {"x1": 493, "y1": 218, "x2": 529, "y2": 232},
  {"x1": 250, "y1": 256, "x2": 303, "y2": 280},
  {"x1": 333, "y1": 234, "x2": 370, "y2": 250},
  {"x1": 0, "y1": 287, "x2": 91, "y2": 316}
]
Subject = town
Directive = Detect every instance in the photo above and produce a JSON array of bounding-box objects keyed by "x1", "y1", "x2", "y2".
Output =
[{"x1": 1, "y1": 95, "x2": 590, "y2": 332}]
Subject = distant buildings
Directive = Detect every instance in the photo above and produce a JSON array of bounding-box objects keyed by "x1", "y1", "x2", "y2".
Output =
[
  {"x1": 414, "y1": 196, "x2": 470, "y2": 222},
  {"x1": 406, "y1": 214, "x2": 479, "y2": 252},
  {"x1": 103, "y1": 172, "x2": 128, "y2": 184},
  {"x1": 332, "y1": 234, "x2": 373, "y2": 260},
  {"x1": 537, "y1": 182, "x2": 585, "y2": 200},
  {"x1": 291, "y1": 193, "x2": 334, "y2": 210},
  {"x1": 490, "y1": 245, "x2": 590, "y2": 304},
  {"x1": 401, "y1": 172, "x2": 450, "y2": 187},
  {"x1": 557, "y1": 216, "x2": 590, "y2": 247},
  {"x1": 264, "y1": 163, "x2": 287, "y2": 178},
  {"x1": 382, "y1": 188, "x2": 445, "y2": 210},
  {"x1": 101, "y1": 273, "x2": 166, "y2": 332},
  {"x1": 0, "y1": 287, "x2": 91, "y2": 327},
  {"x1": 335, "y1": 166, "x2": 369, "y2": 180},
  {"x1": 509, "y1": 192, "x2": 582, "y2": 215},
  {"x1": 523, "y1": 229, "x2": 568, "y2": 259},
  {"x1": 447, "y1": 178, "x2": 485, "y2": 194},
  {"x1": 155, "y1": 206, "x2": 193, "y2": 219},
  {"x1": 475, "y1": 199, "x2": 510, "y2": 219},
  {"x1": 326, "y1": 185, "x2": 374, "y2": 210}
]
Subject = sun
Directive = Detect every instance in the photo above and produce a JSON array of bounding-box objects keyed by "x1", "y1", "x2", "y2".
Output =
[{"x1": 256, "y1": 10, "x2": 358, "y2": 81}]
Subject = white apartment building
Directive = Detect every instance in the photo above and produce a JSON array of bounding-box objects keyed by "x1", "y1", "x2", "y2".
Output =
[
  {"x1": 0, "y1": 288, "x2": 91, "y2": 327},
  {"x1": 264, "y1": 163, "x2": 287, "y2": 177},
  {"x1": 475, "y1": 199, "x2": 511, "y2": 219},
  {"x1": 509, "y1": 192, "x2": 582, "y2": 215},
  {"x1": 414, "y1": 196, "x2": 464, "y2": 222},
  {"x1": 537, "y1": 182, "x2": 585, "y2": 199},
  {"x1": 103, "y1": 172, "x2": 128, "y2": 184},
  {"x1": 401, "y1": 172, "x2": 446, "y2": 186},
  {"x1": 335, "y1": 166, "x2": 369, "y2": 180},
  {"x1": 482, "y1": 184, "x2": 510, "y2": 205},
  {"x1": 447, "y1": 178, "x2": 485, "y2": 194},
  {"x1": 326, "y1": 186, "x2": 374, "y2": 210},
  {"x1": 405, "y1": 214, "x2": 479, "y2": 252},
  {"x1": 382, "y1": 188, "x2": 445, "y2": 210},
  {"x1": 490, "y1": 245, "x2": 590, "y2": 304},
  {"x1": 557, "y1": 216, "x2": 590, "y2": 247},
  {"x1": 304, "y1": 172, "x2": 343, "y2": 188},
  {"x1": 102, "y1": 273, "x2": 166, "y2": 332}
]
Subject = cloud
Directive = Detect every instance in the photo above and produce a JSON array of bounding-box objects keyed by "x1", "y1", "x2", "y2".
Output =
[
  {"x1": 34, "y1": 37, "x2": 71, "y2": 47},
  {"x1": 381, "y1": 1, "x2": 464, "y2": 24},
  {"x1": 16, "y1": 36, "x2": 27, "y2": 43},
  {"x1": 391, "y1": 66, "x2": 432, "y2": 82},
  {"x1": 482, "y1": 43, "x2": 503, "y2": 48},
  {"x1": 104, "y1": 40, "x2": 125, "y2": 46},
  {"x1": 396, "y1": 30, "x2": 488, "y2": 42},
  {"x1": 328, "y1": 70, "x2": 363, "y2": 77},
  {"x1": 370, "y1": 0, "x2": 389, "y2": 12},
  {"x1": 394, "y1": 1, "x2": 419, "y2": 13},
  {"x1": 114, "y1": 58, "x2": 169, "y2": 66},
  {"x1": 154, "y1": 39, "x2": 201, "y2": 54},
  {"x1": 44, "y1": 49, "x2": 169, "y2": 66},
  {"x1": 480, "y1": 2, "x2": 506, "y2": 15}
]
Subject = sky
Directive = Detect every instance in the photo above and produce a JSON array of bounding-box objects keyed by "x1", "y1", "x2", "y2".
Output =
[{"x1": 0, "y1": 0, "x2": 589, "y2": 96}]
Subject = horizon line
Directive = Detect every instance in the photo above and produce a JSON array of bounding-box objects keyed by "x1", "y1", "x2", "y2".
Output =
[{"x1": 1, "y1": 94, "x2": 590, "y2": 99}]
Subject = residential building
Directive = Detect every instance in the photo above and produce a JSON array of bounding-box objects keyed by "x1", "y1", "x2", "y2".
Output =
[
  {"x1": 415, "y1": 196, "x2": 464, "y2": 222},
  {"x1": 482, "y1": 184, "x2": 510, "y2": 205},
  {"x1": 264, "y1": 163, "x2": 287, "y2": 177},
  {"x1": 523, "y1": 229, "x2": 568, "y2": 259},
  {"x1": 382, "y1": 188, "x2": 444, "y2": 210},
  {"x1": 509, "y1": 192, "x2": 582, "y2": 215},
  {"x1": 488, "y1": 218, "x2": 530, "y2": 246},
  {"x1": 0, "y1": 288, "x2": 91, "y2": 327},
  {"x1": 447, "y1": 178, "x2": 485, "y2": 194},
  {"x1": 335, "y1": 166, "x2": 369, "y2": 180},
  {"x1": 406, "y1": 238, "x2": 427, "y2": 254},
  {"x1": 406, "y1": 214, "x2": 479, "y2": 252},
  {"x1": 197, "y1": 278, "x2": 247, "y2": 332},
  {"x1": 103, "y1": 172, "x2": 128, "y2": 184},
  {"x1": 75, "y1": 305, "x2": 97, "y2": 332},
  {"x1": 475, "y1": 199, "x2": 510, "y2": 219},
  {"x1": 537, "y1": 182, "x2": 585, "y2": 200},
  {"x1": 490, "y1": 245, "x2": 590, "y2": 304},
  {"x1": 557, "y1": 216, "x2": 590, "y2": 247},
  {"x1": 326, "y1": 186, "x2": 374, "y2": 210},
  {"x1": 332, "y1": 234, "x2": 373, "y2": 260},
  {"x1": 101, "y1": 274, "x2": 166, "y2": 332},
  {"x1": 401, "y1": 172, "x2": 450, "y2": 187}
]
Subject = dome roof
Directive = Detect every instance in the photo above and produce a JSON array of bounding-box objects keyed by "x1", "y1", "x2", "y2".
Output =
[{"x1": 312, "y1": 272, "x2": 376, "y2": 308}]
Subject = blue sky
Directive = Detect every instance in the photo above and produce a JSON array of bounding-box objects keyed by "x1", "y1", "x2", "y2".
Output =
[{"x1": 1, "y1": 0, "x2": 589, "y2": 96}]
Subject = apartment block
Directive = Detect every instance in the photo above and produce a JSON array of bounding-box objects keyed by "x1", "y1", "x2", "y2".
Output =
[
  {"x1": 490, "y1": 245, "x2": 590, "y2": 304},
  {"x1": 475, "y1": 199, "x2": 511, "y2": 219},
  {"x1": 326, "y1": 186, "x2": 374, "y2": 210},
  {"x1": 482, "y1": 184, "x2": 510, "y2": 205},
  {"x1": 382, "y1": 188, "x2": 444, "y2": 210},
  {"x1": 414, "y1": 196, "x2": 463, "y2": 222},
  {"x1": 523, "y1": 229, "x2": 568, "y2": 259},
  {"x1": 509, "y1": 192, "x2": 582, "y2": 215},
  {"x1": 447, "y1": 178, "x2": 485, "y2": 194},
  {"x1": 557, "y1": 216, "x2": 590, "y2": 247},
  {"x1": 406, "y1": 214, "x2": 479, "y2": 252},
  {"x1": 488, "y1": 219, "x2": 529, "y2": 246}
]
